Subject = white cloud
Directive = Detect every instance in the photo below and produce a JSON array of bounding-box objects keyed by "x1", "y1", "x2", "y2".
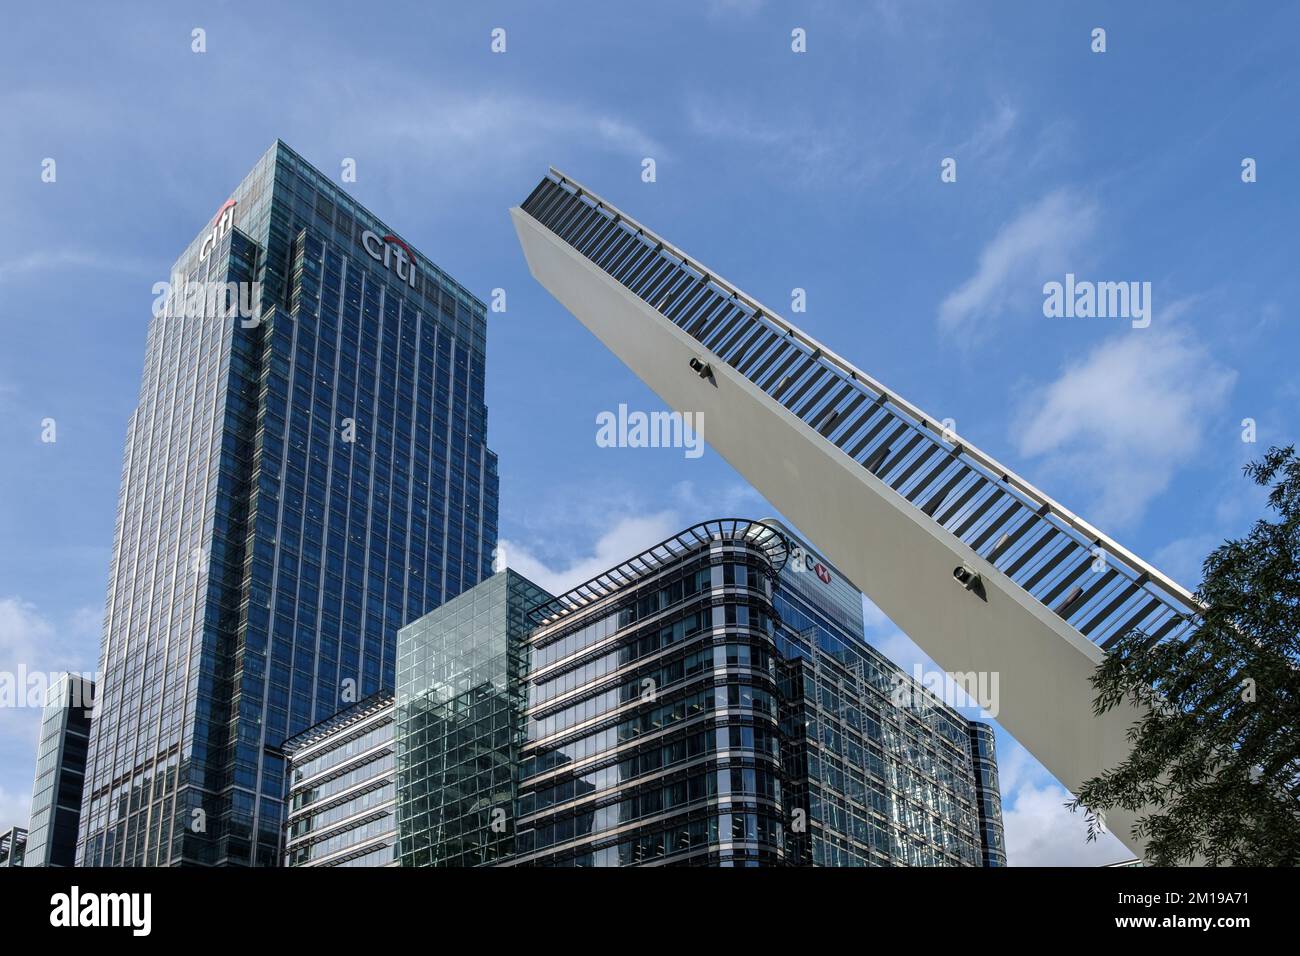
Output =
[
  {"x1": 996, "y1": 739, "x2": 1130, "y2": 866},
  {"x1": 0, "y1": 597, "x2": 56, "y2": 669},
  {"x1": 939, "y1": 189, "x2": 1098, "y2": 335},
  {"x1": 498, "y1": 479, "x2": 766, "y2": 601},
  {"x1": 1014, "y1": 328, "x2": 1236, "y2": 528},
  {"x1": 957, "y1": 99, "x2": 1019, "y2": 160},
  {"x1": 0, "y1": 597, "x2": 101, "y2": 740},
  {"x1": 358, "y1": 91, "x2": 667, "y2": 175},
  {"x1": 1002, "y1": 781, "x2": 1132, "y2": 866},
  {"x1": 686, "y1": 98, "x2": 893, "y2": 189},
  {"x1": 0, "y1": 597, "x2": 100, "y2": 673},
  {"x1": 0, "y1": 249, "x2": 153, "y2": 285},
  {"x1": 501, "y1": 512, "x2": 682, "y2": 598}
]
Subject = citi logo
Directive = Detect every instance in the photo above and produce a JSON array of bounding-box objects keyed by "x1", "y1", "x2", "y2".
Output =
[
  {"x1": 49, "y1": 886, "x2": 151, "y2": 937},
  {"x1": 198, "y1": 198, "x2": 237, "y2": 263},
  {"x1": 361, "y1": 229, "x2": 417, "y2": 288}
]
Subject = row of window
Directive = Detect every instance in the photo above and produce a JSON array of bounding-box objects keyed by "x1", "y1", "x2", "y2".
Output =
[
  {"x1": 529, "y1": 637, "x2": 776, "y2": 739},
  {"x1": 531, "y1": 557, "x2": 770, "y2": 670},
  {"x1": 523, "y1": 683, "x2": 779, "y2": 777},
  {"x1": 517, "y1": 811, "x2": 786, "y2": 865},
  {"x1": 522, "y1": 766, "x2": 783, "y2": 853},
  {"x1": 522, "y1": 721, "x2": 781, "y2": 814}
]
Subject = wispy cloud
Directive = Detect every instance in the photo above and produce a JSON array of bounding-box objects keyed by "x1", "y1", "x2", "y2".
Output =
[
  {"x1": 501, "y1": 512, "x2": 682, "y2": 597},
  {"x1": 500, "y1": 479, "x2": 765, "y2": 597},
  {"x1": 705, "y1": 0, "x2": 765, "y2": 18},
  {"x1": 686, "y1": 98, "x2": 894, "y2": 189},
  {"x1": 956, "y1": 98, "x2": 1019, "y2": 160},
  {"x1": 0, "y1": 250, "x2": 154, "y2": 285},
  {"x1": 1014, "y1": 327, "x2": 1236, "y2": 529},
  {"x1": 352, "y1": 91, "x2": 668, "y2": 174},
  {"x1": 938, "y1": 189, "x2": 1098, "y2": 336}
]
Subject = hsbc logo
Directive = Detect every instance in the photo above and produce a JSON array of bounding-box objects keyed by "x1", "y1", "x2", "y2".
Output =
[
  {"x1": 361, "y1": 229, "x2": 417, "y2": 289},
  {"x1": 198, "y1": 198, "x2": 237, "y2": 263},
  {"x1": 791, "y1": 546, "x2": 832, "y2": 585}
]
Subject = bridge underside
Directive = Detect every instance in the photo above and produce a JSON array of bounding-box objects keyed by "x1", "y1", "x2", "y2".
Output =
[{"x1": 514, "y1": 201, "x2": 1160, "y2": 857}]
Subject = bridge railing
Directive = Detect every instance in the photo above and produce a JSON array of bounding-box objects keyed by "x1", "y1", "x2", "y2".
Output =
[{"x1": 520, "y1": 170, "x2": 1203, "y2": 654}]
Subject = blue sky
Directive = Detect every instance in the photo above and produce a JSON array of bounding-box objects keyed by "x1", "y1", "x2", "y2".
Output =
[{"x1": 1, "y1": 1, "x2": 1296, "y2": 865}]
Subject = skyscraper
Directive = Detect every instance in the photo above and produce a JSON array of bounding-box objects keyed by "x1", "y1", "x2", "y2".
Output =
[
  {"x1": 24, "y1": 674, "x2": 95, "y2": 867},
  {"x1": 763, "y1": 520, "x2": 1006, "y2": 867},
  {"x1": 78, "y1": 141, "x2": 498, "y2": 866}
]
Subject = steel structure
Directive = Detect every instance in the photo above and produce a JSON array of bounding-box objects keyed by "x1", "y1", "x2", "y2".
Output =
[{"x1": 512, "y1": 168, "x2": 1206, "y2": 856}]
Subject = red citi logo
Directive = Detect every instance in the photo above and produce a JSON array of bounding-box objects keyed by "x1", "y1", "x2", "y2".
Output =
[
  {"x1": 198, "y1": 198, "x2": 237, "y2": 263},
  {"x1": 361, "y1": 229, "x2": 417, "y2": 288}
]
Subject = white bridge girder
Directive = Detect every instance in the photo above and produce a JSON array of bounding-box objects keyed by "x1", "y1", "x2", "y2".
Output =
[{"x1": 513, "y1": 173, "x2": 1202, "y2": 859}]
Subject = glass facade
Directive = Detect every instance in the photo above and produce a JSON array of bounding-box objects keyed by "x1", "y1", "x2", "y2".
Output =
[
  {"x1": 78, "y1": 140, "x2": 498, "y2": 866},
  {"x1": 24, "y1": 674, "x2": 95, "y2": 867},
  {"x1": 0, "y1": 826, "x2": 26, "y2": 867},
  {"x1": 514, "y1": 521, "x2": 790, "y2": 866},
  {"x1": 283, "y1": 692, "x2": 397, "y2": 867},
  {"x1": 395, "y1": 570, "x2": 551, "y2": 867},
  {"x1": 767, "y1": 518, "x2": 1005, "y2": 867},
  {"x1": 395, "y1": 519, "x2": 1003, "y2": 867}
]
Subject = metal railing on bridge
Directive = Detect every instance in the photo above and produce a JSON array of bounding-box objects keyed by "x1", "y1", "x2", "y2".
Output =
[{"x1": 520, "y1": 169, "x2": 1203, "y2": 655}]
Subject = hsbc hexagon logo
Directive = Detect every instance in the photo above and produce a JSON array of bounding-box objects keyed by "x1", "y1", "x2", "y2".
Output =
[{"x1": 793, "y1": 547, "x2": 833, "y2": 585}]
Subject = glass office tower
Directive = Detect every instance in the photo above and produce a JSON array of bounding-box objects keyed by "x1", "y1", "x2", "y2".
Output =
[
  {"x1": 24, "y1": 674, "x2": 95, "y2": 867},
  {"x1": 765, "y1": 520, "x2": 1006, "y2": 867},
  {"x1": 77, "y1": 141, "x2": 498, "y2": 866},
  {"x1": 514, "y1": 520, "x2": 790, "y2": 866}
]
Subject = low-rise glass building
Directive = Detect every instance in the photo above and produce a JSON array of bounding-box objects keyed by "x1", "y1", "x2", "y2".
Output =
[{"x1": 395, "y1": 570, "x2": 551, "y2": 867}]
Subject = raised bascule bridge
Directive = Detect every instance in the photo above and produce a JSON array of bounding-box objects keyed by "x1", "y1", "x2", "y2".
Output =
[{"x1": 512, "y1": 168, "x2": 1205, "y2": 858}]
